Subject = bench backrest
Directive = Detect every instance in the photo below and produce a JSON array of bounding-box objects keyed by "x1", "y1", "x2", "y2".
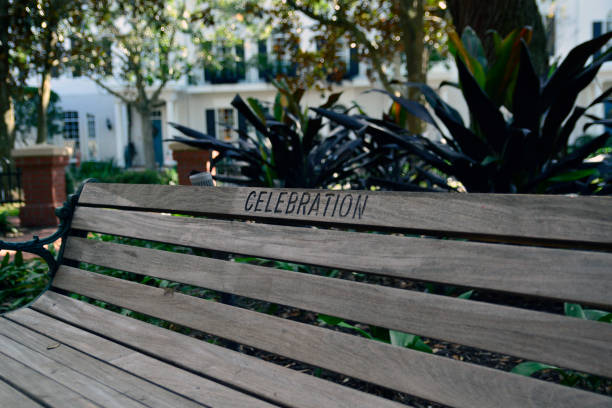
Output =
[{"x1": 44, "y1": 183, "x2": 612, "y2": 408}]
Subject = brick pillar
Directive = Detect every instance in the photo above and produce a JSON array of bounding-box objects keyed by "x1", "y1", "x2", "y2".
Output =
[
  {"x1": 12, "y1": 145, "x2": 71, "y2": 227},
  {"x1": 169, "y1": 142, "x2": 215, "y2": 186}
]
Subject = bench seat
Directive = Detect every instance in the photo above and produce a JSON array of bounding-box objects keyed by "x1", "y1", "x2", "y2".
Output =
[{"x1": 1, "y1": 182, "x2": 611, "y2": 407}]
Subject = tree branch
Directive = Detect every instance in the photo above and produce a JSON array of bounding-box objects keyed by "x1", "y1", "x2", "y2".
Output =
[
  {"x1": 88, "y1": 75, "x2": 131, "y2": 105},
  {"x1": 285, "y1": 0, "x2": 395, "y2": 94}
]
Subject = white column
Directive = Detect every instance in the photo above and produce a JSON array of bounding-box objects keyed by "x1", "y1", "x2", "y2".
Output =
[
  {"x1": 114, "y1": 100, "x2": 126, "y2": 167},
  {"x1": 244, "y1": 39, "x2": 258, "y2": 83},
  {"x1": 79, "y1": 112, "x2": 88, "y2": 162},
  {"x1": 165, "y1": 95, "x2": 178, "y2": 166}
]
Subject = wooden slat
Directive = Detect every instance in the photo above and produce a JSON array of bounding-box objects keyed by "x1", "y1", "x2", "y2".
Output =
[
  {"x1": 63, "y1": 237, "x2": 612, "y2": 379},
  {"x1": 70, "y1": 208, "x2": 612, "y2": 308},
  {"x1": 0, "y1": 332, "x2": 150, "y2": 408},
  {"x1": 5, "y1": 309, "x2": 279, "y2": 408},
  {"x1": 0, "y1": 350, "x2": 100, "y2": 408},
  {"x1": 32, "y1": 292, "x2": 407, "y2": 408},
  {"x1": 0, "y1": 379, "x2": 43, "y2": 408},
  {"x1": 32, "y1": 292, "x2": 612, "y2": 408},
  {"x1": 0, "y1": 317, "x2": 217, "y2": 408},
  {"x1": 78, "y1": 183, "x2": 612, "y2": 248},
  {"x1": 52, "y1": 265, "x2": 612, "y2": 388}
]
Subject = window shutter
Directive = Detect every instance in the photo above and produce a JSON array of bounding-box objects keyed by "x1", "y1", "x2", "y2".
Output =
[
  {"x1": 348, "y1": 47, "x2": 359, "y2": 78},
  {"x1": 203, "y1": 41, "x2": 214, "y2": 82},
  {"x1": 206, "y1": 109, "x2": 216, "y2": 139},
  {"x1": 236, "y1": 41, "x2": 245, "y2": 80},
  {"x1": 258, "y1": 40, "x2": 268, "y2": 80},
  {"x1": 593, "y1": 21, "x2": 603, "y2": 38},
  {"x1": 593, "y1": 21, "x2": 603, "y2": 58}
]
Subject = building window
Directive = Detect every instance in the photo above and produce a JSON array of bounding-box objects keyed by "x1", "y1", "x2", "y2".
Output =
[
  {"x1": 203, "y1": 42, "x2": 246, "y2": 84},
  {"x1": 87, "y1": 113, "x2": 97, "y2": 160},
  {"x1": 62, "y1": 111, "x2": 80, "y2": 156},
  {"x1": 258, "y1": 35, "x2": 297, "y2": 82},
  {"x1": 62, "y1": 111, "x2": 79, "y2": 139},
  {"x1": 217, "y1": 108, "x2": 235, "y2": 142},
  {"x1": 87, "y1": 114, "x2": 96, "y2": 139}
]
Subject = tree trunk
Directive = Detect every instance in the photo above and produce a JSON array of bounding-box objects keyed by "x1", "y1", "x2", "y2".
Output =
[
  {"x1": 36, "y1": 70, "x2": 52, "y2": 144},
  {"x1": 0, "y1": 88, "x2": 15, "y2": 163},
  {"x1": 138, "y1": 106, "x2": 156, "y2": 170},
  {"x1": 447, "y1": 0, "x2": 548, "y2": 76},
  {"x1": 0, "y1": 0, "x2": 15, "y2": 163},
  {"x1": 399, "y1": 0, "x2": 427, "y2": 134}
]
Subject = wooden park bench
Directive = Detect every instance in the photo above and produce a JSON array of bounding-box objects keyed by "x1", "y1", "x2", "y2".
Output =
[{"x1": 1, "y1": 181, "x2": 611, "y2": 407}]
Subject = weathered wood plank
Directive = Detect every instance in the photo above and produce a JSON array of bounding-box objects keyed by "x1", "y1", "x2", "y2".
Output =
[
  {"x1": 0, "y1": 349, "x2": 100, "y2": 408},
  {"x1": 0, "y1": 379, "x2": 43, "y2": 408},
  {"x1": 63, "y1": 237, "x2": 612, "y2": 380},
  {"x1": 32, "y1": 292, "x2": 407, "y2": 408},
  {"x1": 0, "y1": 331, "x2": 150, "y2": 408},
  {"x1": 0, "y1": 317, "x2": 217, "y2": 408},
  {"x1": 69, "y1": 208, "x2": 612, "y2": 308},
  {"x1": 52, "y1": 265, "x2": 612, "y2": 385},
  {"x1": 4, "y1": 309, "x2": 279, "y2": 408},
  {"x1": 78, "y1": 183, "x2": 612, "y2": 248}
]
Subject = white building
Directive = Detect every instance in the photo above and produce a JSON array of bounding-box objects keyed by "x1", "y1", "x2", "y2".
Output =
[
  {"x1": 541, "y1": 0, "x2": 611, "y2": 138},
  {"x1": 33, "y1": 39, "x2": 397, "y2": 168},
  {"x1": 25, "y1": 2, "x2": 611, "y2": 168}
]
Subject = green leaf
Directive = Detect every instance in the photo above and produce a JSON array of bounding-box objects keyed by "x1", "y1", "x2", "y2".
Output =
[
  {"x1": 448, "y1": 28, "x2": 486, "y2": 88},
  {"x1": 14, "y1": 251, "x2": 23, "y2": 267},
  {"x1": 389, "y1": 330, "x2": 416, "y2": 347},
  {"x1": 338, "y1": 322, "x2": 374, "y2": 340},
  {"x1": 411, "y1": 337, "x2": 433, "y2": 353},
  {"x1": 232, "y1": 257, "x2": 261, "y2": 263},
  {"x1": 368, "y1": 325, "x2": 390, "y2": 343},
  {"x1": 458, "y1": 289, "x2": 474, "y2": 299},
  {"x1": 461, "y1": 27, "x2": 487, "y2": 70},
  {"x1": 246, "y1": 96, "x2": 268, "y2": 125},
  {"x1": 318, "y1": 315, "x2": 375, "y2": 339},
  {"x1": 583, "y1": 309, "x2": 612, "y2": 322},
  {"x1": 273, "y1": 93, "x2": 283, "y2": 122},
  {"x1": 511, "y1": 361, "x2": 558, "y2": 376},
  {"x1": 317, "y1": 314, "x2": 343, "y2": 326},
  {"x1": 598, "y1": 314, "x2": 612, "y2": 323},
  {"x1": 564, "y1": 303, "x2": 586, "y2": 319},
  {"x1": 485, "y1": 27, "x2": 532, "y2": 106},
  {"x1": 389, "y1": 330, "x2": 432, "y2": 352},
  {"x1": 1, "y1": 253, "x2": 9, "y2": 268},
  {"x1": 319, "y1": 92, "x2": 342, "y2": 109},
  {"x1": 547, "y1": 168, "x2": 599, "y2": 182}
]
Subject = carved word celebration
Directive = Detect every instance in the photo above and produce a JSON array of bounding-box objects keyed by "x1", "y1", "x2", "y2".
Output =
[{"x1": 244, "y1": 190, "x2": 369, "y2": 219}]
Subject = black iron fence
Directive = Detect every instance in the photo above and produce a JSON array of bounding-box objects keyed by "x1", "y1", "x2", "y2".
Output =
[{"x1": 0, "y1": 162, "x2": 23, "y2": 204}]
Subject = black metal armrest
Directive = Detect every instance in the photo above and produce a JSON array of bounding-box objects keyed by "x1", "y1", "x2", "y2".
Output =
[{"x1": 0, "y1": 179, "x2": 95, "y2": 278}]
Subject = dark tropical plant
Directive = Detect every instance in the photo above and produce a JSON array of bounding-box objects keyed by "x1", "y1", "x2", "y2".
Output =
[
  {"x1": 168, "y1": 80, "x2": 399, "y2": 189},
  {"x1": 316, "y1": 28, "x2": 612, "y2": 194}
]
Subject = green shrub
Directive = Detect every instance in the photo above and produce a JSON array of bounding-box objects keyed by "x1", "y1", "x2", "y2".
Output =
[
  {"x1": 0, "y1": 252, "x2": 49, "y2": 313},
  {"x1": 67, "y1": 160, "x2": 178, "y2": 193},
  {"x1": 0, "y1": 212, "x2": 18, "y2": 236},
  {"x1": 110, "y1": 170, "x2": 164, "y2": 184}
]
